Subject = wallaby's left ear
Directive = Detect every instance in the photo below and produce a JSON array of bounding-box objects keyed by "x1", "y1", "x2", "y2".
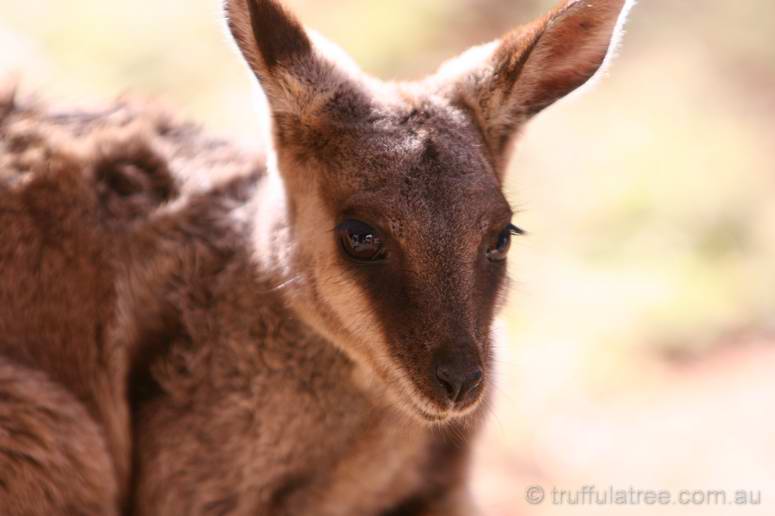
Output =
[
  {"x1": 436, "y1": 0, "x2": 633, "y2": 168},
  {"x1": 224, "y1": 0, "x2": 368, "y2": 124}
]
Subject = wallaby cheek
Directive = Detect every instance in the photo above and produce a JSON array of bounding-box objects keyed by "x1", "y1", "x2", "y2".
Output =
[
  {"x1": 289, "y1": 194, "x2": 394, "y2": 379},
  {"x1": 316, "y1": 265, "x2": 384, "y2": 351}
]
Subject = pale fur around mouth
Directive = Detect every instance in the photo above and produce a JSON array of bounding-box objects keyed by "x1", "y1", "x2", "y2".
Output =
[{"x1": 383, "y1": 364, "x2": 485, "y2": 425}]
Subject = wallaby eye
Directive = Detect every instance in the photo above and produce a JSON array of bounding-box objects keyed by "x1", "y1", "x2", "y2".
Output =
[
  {"x1": 336, "y1": 219, "x2": 387, "y2": 262},
  {"x1": 486, "y1": 224, "x2": 524, "y2": 262}
]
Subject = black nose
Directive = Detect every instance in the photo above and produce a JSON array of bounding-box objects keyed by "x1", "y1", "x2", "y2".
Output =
[{"x1": 435, "y1": 360, "x2": 483, "y2": 405}]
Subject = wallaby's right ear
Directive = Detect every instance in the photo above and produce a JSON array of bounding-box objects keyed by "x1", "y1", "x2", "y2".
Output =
[
  {"x1": 434, "y1": 0, "x2": 633, "y2": 174},
  {"x1": 224, "y1": 0, "x2": 365, "y2": 120}
]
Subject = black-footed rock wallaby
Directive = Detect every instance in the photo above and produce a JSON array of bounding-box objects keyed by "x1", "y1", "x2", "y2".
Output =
[{"x1": 0, "y1": 1, "x2": 632, "y2": 514}]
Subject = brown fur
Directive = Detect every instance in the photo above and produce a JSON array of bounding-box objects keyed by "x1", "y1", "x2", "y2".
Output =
[{"x1": 0, "y1": 0, "x2": 631, "y2": 514}]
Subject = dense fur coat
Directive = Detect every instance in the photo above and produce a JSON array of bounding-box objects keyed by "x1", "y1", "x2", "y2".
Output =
[
  {"x1": 0, "y1": 94, "x2": 475, "y2": 516},
  {"x1": 0, "y1": 97, "x2": 260, "y2": 514},
  {"x1": 0, "y1": 1, "x2": 631, "y2": 514}
]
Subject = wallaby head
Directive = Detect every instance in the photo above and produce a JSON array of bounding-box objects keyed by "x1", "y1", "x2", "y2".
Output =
[{"x1": 224, "y1": 0, "x2": 631, "y2": 424}]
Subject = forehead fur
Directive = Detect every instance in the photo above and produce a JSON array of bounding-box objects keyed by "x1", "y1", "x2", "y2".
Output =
[
  {"x1": 285, "y1": 89, "x2": 513, "y2": 239},
  {"x1": 284, "y1": 87, "x2": 503, "y2": 195}
]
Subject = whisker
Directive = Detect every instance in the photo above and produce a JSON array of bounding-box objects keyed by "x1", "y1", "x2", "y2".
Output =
[{"x1": 256, "y1": 273, "x2": 303, "y2": 294}]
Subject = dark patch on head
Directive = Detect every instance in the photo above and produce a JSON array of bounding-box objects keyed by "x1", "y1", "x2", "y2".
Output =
[
  {"x1": 246, "y1": 0, "x2": 311, "y2": 70},
  {"x1": 335, "y1": 200, "x2": 506, "y2": 412},
  {"x1": 324, "y1": 87, "x2": 373, "y2": 122}
]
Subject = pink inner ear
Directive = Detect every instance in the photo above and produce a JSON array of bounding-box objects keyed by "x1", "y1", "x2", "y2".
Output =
[
  {"x1": 430, "y1": 0, "x2": 630, "y2": 174},
  {"x1": 516, "y1": 0, "x2": 627, "y2": 114}
]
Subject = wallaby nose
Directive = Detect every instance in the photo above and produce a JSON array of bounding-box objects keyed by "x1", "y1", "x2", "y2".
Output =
[{"x1": 435, "y1": 360, "x2": 483, "y2": 405}]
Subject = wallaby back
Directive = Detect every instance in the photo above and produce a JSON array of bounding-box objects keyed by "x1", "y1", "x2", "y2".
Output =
[{"x1": 0, "y1": 95, "x2": 260, "y2": 514}]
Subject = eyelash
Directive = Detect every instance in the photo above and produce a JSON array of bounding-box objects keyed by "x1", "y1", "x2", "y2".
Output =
[{"x1": 507, "y1": 223, "x2": 525, "y2": 236}]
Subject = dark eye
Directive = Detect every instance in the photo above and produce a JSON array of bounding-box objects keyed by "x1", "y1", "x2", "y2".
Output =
[
  {"x1": 336, "y1": 219, "x2": 387, "y2": 262},
  {"x1": 486, "y1": 223, "x2": 524, "y2": 262}
]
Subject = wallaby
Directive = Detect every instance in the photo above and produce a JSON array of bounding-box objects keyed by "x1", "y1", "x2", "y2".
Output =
[{"x1": 0, "y1": 0, "x2": 631, "y2": 514}]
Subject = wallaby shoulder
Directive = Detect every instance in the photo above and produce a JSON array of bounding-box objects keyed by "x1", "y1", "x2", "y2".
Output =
[{"x1": 0, "y1": 94, "x2": 265, "y2": 512}]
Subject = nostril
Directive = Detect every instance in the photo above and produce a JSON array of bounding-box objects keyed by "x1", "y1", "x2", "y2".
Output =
[
  {"x1": 435, "y1": 365, "x2": 461, "y2": 402},
  {"x1": 458, "y1": 368, "x2": 483, "y2": 402},
  {"x1": 435, "y1": 365, "x2": 483, "y2": 404},
  {"x1": 467, "y1": 369, "x2": 483, "y2": 390}
]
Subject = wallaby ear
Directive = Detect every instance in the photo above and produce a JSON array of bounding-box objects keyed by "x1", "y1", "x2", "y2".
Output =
[
  {"x1": 224, "y1": 0, "x2": 367, "y2": 122},
  {"x1": 436, "y1": 0, "x2": 633, "y2": 168}
]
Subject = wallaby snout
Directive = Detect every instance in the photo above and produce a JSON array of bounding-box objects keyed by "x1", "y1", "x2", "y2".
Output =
[{"x1": 433, "y1": 344, "x2": 484, "y2": 408}]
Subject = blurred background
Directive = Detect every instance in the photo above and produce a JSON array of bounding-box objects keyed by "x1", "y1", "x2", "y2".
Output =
[{"x1": 2, "y1": 0, "x2": 773, "y2": 514}]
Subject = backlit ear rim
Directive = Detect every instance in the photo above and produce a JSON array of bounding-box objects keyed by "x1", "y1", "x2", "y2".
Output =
[
  {"x1": 433, "y1": 0, "x2": 634, "y2": 171},
  {"x1": 513, "y1": 0, "x2": 635, "y2": 114}
]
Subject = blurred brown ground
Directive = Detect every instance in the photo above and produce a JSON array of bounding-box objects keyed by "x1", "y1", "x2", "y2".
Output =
[{"x1": 2, "y1": 1, "x2": 773, "y2": 514}]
